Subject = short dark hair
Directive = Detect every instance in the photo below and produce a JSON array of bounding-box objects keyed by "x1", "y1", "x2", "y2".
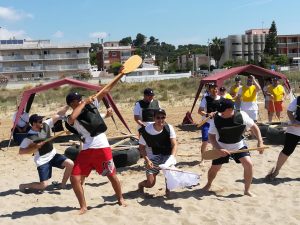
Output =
[{"x1": 154, "y1": 108, "x2": 166, "y2": 117}]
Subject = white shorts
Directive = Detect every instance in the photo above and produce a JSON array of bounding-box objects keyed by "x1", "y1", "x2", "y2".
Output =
[{"x1": 243, "y1": 110, "x2": 258, "y2": 121}]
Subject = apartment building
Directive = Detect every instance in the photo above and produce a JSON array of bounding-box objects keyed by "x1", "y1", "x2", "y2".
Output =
[
  {"x1": 177, "y1": 54, "x2": 210, "y2": 71},
  {"x1": 96, "y1": 41, "x2": 133, "y2": 70},
  {"x1": 277, "y1": 34, "x2": 300, "y2": 65},
  {"x1": 0, "y1": 39, "x2": 90, "y2": 80},
  {"x1": 220, "y1": 31, "x2": 267, "y2": 66}
]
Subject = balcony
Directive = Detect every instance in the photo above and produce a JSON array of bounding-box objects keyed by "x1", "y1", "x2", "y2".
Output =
[
  {"x1": 44, "y1": 64, "x2": 89, "y2": 71},
  {"x1": 25, "y1": 65, "x2": 43, "y2": 71},
  {"x1": 0, "y1": 53, "x2": 89, "y2": 62}
]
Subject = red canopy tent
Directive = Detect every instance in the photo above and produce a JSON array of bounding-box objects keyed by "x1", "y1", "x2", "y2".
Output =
[
  {"x1": 12, "y1": 78, "x2": 131, "y2": 134},
  {"x1": 190, "y1": 64, "x2": 291, "y2": 113}
]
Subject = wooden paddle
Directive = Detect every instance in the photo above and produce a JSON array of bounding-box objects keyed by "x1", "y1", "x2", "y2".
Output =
[
  {"x1": 112, "y1": 145, "x2": 139, "y2": 151},
  {"x1": 196, "y1": 116, "x2": 212, "y2": 128},
  {"x1": 202, "y1": 146, "x2": 269, "y2": 160},
  {"x1": 107, "y1": 134, "x2": 137, "y2": 141},
  {"x1": 111, "y1": 137, "x2": 130, "y2": 148},
  {"x1": 90, "y1": 55, "x2": 142, "y2": 101}
]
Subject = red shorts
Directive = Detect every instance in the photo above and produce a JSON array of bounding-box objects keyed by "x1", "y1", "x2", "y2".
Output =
[
  {"x1": 268, "y1": 101, "x2": 283, "y2": 112},
  {"x1": 72, "y1": 147, "x2": 116, "y2": 177}
]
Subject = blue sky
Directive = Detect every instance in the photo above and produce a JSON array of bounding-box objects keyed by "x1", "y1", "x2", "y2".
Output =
[{"x1": 0, "y1": 0, "x2": 299, "y2": 46}]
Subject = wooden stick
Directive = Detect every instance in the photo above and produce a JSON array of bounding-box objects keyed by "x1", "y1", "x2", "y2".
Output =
[
  {"x1": 111, "y1": 137, "x2": 130, "y2": 148},
  {"x1": 107, "y1": 134, "x2": 136, "y2": 141},
  {"x1": 202, "y1": 146, "x2": 269, "y2": 160},
  {"x1": 196, "y1": 116, "x2": 211, "y2": 128},
  {"x1": 111, "y1": 145, "x2": 139, "y2": 151}
]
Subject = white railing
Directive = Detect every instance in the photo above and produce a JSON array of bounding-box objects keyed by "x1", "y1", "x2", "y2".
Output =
[{"x1": 121, "y1": 72, "x2": 192, "y2": 83}]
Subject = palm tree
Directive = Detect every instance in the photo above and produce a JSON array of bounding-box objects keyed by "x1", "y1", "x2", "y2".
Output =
[{"x1": 210, "y1": 37, "x2": 224, "y2": 68}]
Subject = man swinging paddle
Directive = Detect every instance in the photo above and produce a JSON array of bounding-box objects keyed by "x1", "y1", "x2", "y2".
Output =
[{"x1": 202, "y1": 99, "x2": 264, "y2": 196}]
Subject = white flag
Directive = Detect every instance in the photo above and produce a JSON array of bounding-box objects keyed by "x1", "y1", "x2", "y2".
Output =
[{"x1": 161, "y1": 167, "x2": 200, "y2": 191}]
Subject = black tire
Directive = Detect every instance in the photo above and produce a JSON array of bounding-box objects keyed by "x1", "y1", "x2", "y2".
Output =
[
  {"x1": 258, "y1": 123, "x2": 269, "y2": 137},
  {"x1": 266, "y1": 127, "x2": 286, "y2": 145},
  {"x1": 64, "y1": 145, "x2": 81, "y2": 161},
  {"x1": 112, "y1": 147, "x2": 140, "y2": 168}
]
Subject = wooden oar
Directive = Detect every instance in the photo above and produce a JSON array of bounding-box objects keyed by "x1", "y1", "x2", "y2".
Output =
[
  {"x1": 202, "y1": 146, "x2": 269, "y2": 160},
  {"x1": 107, "y1": 134, "x2": 137, "y2": 141},
  {"x1": 90, "y1": 55, "x2": 142, "y2": 101}
]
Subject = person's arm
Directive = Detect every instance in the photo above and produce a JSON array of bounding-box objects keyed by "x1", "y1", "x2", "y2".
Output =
[
  {"x1": 208, "y1": 133, "x2": 230, "y2": 156},
  {"x1": 139, "y1": 144, "x2": 153, "y2": 169},
  {"x1": 19, "y1": 142, "x2": 45, "y2": 155},
  {"x1": 52, "y1": 105, "x2": 70, "y2": 124},
  {"x1": 170, "y1": 138, "x2": 177, "y2": 156},
  {"x1": 102, "y1": 107, "x2": 113, "y2": 119},
  {"x1": 251, "y1": 75, "x2": 261, "y2": 91},
  {"x1": 249, "y1": 123, "x2": 264, "y2": 153},
  {"x1": 68, "y1": 100, "x2": 88, "y2": 125},
  {"x1": 134, "y1": 115, "x2": 146, "y2": 127}
]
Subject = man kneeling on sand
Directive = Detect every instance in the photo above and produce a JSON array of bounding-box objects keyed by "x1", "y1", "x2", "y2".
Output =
[
  {"x1": 19, "y1": 106, "x2": 74, "y2": 192},
  {"x1": 202, "y1": 99, "x2": 264, "y2": 196}
]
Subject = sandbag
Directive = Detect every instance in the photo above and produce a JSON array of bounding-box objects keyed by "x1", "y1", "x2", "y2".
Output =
[
  {"x1": 64, "y1": 145, "x2": 81, "y2": 161},
  {"x1": 112, "y1": 147, "x2": 140, "y2": 168},
  {"x1": 266, "y1": 127, "x2": 286, "y2": 145}
]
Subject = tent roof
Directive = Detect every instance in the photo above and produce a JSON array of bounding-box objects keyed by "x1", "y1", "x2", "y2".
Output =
[
  {"x1": 12, "y1": 78, "x2": 131, "y2": 133},
  {"x1": 191, "y1": 64, "x2": 290, "y2": 112}
]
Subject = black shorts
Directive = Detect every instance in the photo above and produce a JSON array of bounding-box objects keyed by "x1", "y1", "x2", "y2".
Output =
[
  {"x1": 212, "y1": 146, "x2": 250, "y2": 165},
  {"x1": 282, "y1": 133, "x2": 300, "y2": 156}
]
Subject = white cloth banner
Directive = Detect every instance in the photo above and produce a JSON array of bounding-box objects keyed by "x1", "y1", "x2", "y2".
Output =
[{"x1": 161, "y1": 167, "x2": 200, "y2": 191}]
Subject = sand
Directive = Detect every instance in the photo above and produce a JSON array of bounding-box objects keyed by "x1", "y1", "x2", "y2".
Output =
[{"x1": 0, "y1": 98, "x2": 300, "y2": 225}]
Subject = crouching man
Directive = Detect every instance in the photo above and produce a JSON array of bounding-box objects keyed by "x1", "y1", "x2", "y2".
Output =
[{"x1": 138, "y1": 109, "x2": 177, "y2": 196}]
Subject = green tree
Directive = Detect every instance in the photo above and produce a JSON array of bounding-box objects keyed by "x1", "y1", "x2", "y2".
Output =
[
  {"x1": 276, "y1": 55, "x2": 289, "y2": 66},
  {"x1": 133, "y1": 33, "x2": 146, "y2": 47},
  {"x1": 264, "y1": 21, "x2": 278, "y2": 56},
  {"x1": 119, "y1": 37, "x2": 132, "y2": 46},
  {"x1": 109, "y1": 62, "x2": 122, "y2": 75},
  {"x1": 89, "y1": 51, "x2": 97, "y2": 65},
  {"x1": 210, "y1": 37, "x2": 224, "y2": 68}
]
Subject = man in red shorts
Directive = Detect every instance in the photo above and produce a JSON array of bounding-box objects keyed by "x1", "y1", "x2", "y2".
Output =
[
  {"x1": 66, "y1": 92, "x2": 126, "y2": 214},
  {"x1": 266, "y1": 77, "x2": 285, "y2": 122}
]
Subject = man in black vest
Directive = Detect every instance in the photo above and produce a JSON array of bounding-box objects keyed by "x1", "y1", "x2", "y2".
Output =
[
  {"x1": 198, "y1": 83, "x2": 221, "y2": 159},
  {"x1": 266, "y1": 96, "x2": 300, "y2": 180},
  {"x1": 138, "y1": 109, "x2": 177, "y2": 196},
  {"x1": 133, "y1": 88, "x2": 160, "y2": 130},
  {"x1": 203, "y1": 99, "x2": 264, "y2": 196},
  {"x1": 19, "y1": 107, "x2": 74, "y2": 192},
  {"x1": 66, "y1": 92, "x2": 126, "y2": 214}
]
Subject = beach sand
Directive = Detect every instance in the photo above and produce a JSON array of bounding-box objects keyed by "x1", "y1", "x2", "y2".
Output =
[{"x1": 0, "y1": 99, "x2": 300, "y2": 225}]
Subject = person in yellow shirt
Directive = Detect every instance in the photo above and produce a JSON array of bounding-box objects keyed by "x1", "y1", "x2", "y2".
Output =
[
  {"x1": 219, "y1": 87, "x2": 233, "y2": 100},
  {"x1": 266, "y1": 77, "x2": 285, "y2": 122},
  {"x1": 230, "y1": 76, "x2": 242, "y2": 110}
]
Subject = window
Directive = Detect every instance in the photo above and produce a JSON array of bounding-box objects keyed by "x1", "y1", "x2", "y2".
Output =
[{"x1": 76, "y1": 50, "x2": 80, "y2": 54}]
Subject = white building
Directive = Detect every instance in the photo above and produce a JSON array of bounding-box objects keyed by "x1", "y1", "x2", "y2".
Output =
[
  {"x1": 127, "y1": 63, "x2": 159, "y2": 76},
  {"x1": 0, "y1": 39, "x2": 90, "y2": 81}
]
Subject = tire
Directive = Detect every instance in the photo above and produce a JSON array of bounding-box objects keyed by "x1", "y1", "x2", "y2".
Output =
[
  {"x1": 266, "y1": 127, "x2": 286, "y2": 145},
  {"x1": 64, "y1": 145, "x2": 81, "y2": 161},
  {"x1": 112, "y1": 147, "x2": 140, "y2": 168},
  {"x1": 257, "y1": 123, "x2": 269, "y2": 137}
]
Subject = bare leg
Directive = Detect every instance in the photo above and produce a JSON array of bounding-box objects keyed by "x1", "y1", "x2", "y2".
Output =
[
  {"x1": 268, "y1": 112, "x2": 274, "y2": 123},
  {"x1": 267, "y1": 152, "x2": 289, "y2": 180},
  {"x1": 71, "y1": 175, "x2": 87, "y2": 214},
  {"x1": 200, "y1": 141, "x2": 208, "y2": 161},
  {"x1": 19, "y1": 181, "x2": 48, "y2": 191},
  {"x1": 60, "y1": 159, "x2": 74, "y2": 188},
  {"x1": 107, "y1": 174, "x2": 126, "y2": 206},
  {"x1": 138, "y1": 173, "x2": 156, "y2": 193},
  {"x1": 202, "y1": 165, "x2": 222, "y2": 191},
  {"x1": 239, "y1": 156, "x2": 253, "y2": 197}
]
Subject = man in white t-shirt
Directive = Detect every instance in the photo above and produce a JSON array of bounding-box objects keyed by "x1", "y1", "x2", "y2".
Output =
[
  {"x1": 13, "y1": 109, "x2": 30, "y2": 133},
  {"x1": 203, "y1": 99, "x2": 264, "y2": 196},
  {"x1": 19, "y1": 107, "x2": 74, "y2": 192},
  {"x1": 138, "y1": 108, "x2": 177, "y2": 196},
  {"x1": 266, "y1": 97, "x2": 300, "y2": 180},
  {"x1": 66, "y1": 92, "x2": 126, "y2": 214},
  {"x1": 133, "y1": 88, "x2": 160, "y2": 130}
]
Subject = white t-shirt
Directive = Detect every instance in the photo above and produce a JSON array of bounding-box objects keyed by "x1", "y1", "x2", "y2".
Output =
[
  {"x1": 69, "y1": 99, "x2": 110, "y2": 150},
  {"x1": 20, "y1": 118, "x2": 56, "y2": 167},
  {"x1": 133, "y1": 99, "x2": 160, "y2": 129},
  {"x1": 139, "y1": 123, "x2": 176, "y2": 158},
  {"x1": 208, "y1": 111, "x2": 254, "y2": 151},
  {"x1": 286, "y1": 98, "x2": 300, "y2": 136},
  {"x1": 238, "y1": 87, "x2": 258, "y2": 110},
  {"x1": 13, "y1": 111, "x2": 29, "y2": 127}
]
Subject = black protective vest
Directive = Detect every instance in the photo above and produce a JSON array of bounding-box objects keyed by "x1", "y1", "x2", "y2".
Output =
[
  {"x1": 139, "y1": 124, "x2": 172, "y2": 155},
  {"x1": 27, "y1": 123, "x2": 53, "y2": 156},
  {"x1": 138, "y1": 99, "x2": 160, "y2": 122},
  {"x1": 214, "y1": 112, "x2": 246, "y2": 144},
  {"x1": 76, "y1": 103, "x2": 107, "y2": 137},
  {"x1": 206, "y1": 96, "x2": 221, "y2": 113},
  {"x1": 295, "y1": 97, "x2": 300, "y2": 121}
]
